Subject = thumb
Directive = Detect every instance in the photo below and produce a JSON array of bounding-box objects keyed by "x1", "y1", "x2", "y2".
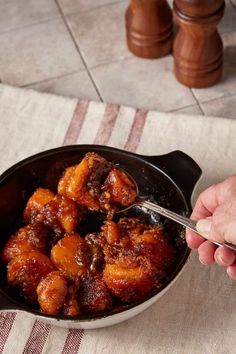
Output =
[
  {"x1": 196, "y1": 217, "x2": 236, "y2": 245},
  {"x1": 196, "y1": 218, "x2": 212, "y2": 238}
]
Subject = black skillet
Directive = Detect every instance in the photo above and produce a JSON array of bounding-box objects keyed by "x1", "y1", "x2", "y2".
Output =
[{"x1": 0, "y1": 145, "x2": 201, "y2": 323}]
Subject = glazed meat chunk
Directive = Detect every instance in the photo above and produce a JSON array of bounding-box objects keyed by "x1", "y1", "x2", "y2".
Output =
[
  {"x1": 1, "y1": 223, "x2": 49, "y2": 263},
  {"x1": 24, "y1": 188, "x2": 80, "y2": 236},
  {"x1": 78, "y1": 274, "x2": 112, "y2": 314},
  {"x1": 103, "y1": 259, "x2": 154, "y2": 303},
  {"x1": 37, "y1": 271, "x2": 80, "y2": 316},
  {"x1": 36, "y1": 194, "x2": 81, "y2": 236},
  {"x1": 101, "y1": 220, "x2": 121, "y2": 245},
  {"x1": 131, "y1": 227, "x2": 175, "y2": 274},
  {"x1": 63, "y1": 285, "x2": 80, "y2": 317},
  {"x1": 102, "y1": 218, "x2": 175, "y2": 302},
  {"x1": 58, "y1": 152, "x2": 137, "y2": 213},
  {"x1": 99, "y1": 168, "x2": 137, "y2": 211},
  {"x1": 7, "y1": 251, "x2": 54, "y2": 304},
  {"x1": 51, "y1": 233, "x2": 91, "y2": 281},
  {"x1": 24, "y1": 188, "x2": 54, "y2": 223},
  {"x1": 58, "y1": 152, "x2": 112, "y2": 211},
  {"x1": 85, "y1": 233, "x2": 105, "y2": 274},
  {"x1": 37, "y1": 271, "x2": 68, "y2": 315}
]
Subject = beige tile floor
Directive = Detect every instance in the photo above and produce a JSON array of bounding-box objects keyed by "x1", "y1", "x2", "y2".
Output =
[{"x1": 0, "y1": 0, "x2": 235, "y2": 118}]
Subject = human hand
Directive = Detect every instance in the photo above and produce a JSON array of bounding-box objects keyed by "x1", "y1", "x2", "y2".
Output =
[{"x1": 186, "y1": 176, "x2": 236, "y2": 279}]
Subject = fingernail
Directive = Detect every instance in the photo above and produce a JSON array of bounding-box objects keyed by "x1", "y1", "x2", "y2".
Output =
[
  {"x1": 215, "y1": 253, "x2": 224, "y2": 264},
  {"x1": 196, "y1": 219, "x2": 212, "y2": 236}
]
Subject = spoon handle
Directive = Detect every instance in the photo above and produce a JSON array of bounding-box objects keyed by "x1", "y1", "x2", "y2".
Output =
[{"x1": 140, "y1": 200, "x2": 236, "y2": 253}]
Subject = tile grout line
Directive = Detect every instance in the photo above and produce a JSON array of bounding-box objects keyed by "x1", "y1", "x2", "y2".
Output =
[
  {"x1": 21, "y1": 70, "x2": 85, "y2": 89},
  {"x1": 191, "y1": 90, "x2": 236, "y2": 105},
  {"x1": 54, "y1": 0, "x2": 104, "y2": 102},
  {"x1": 0, "y1": 16, "x2": 62, "y2": 37},
  {"x1": 169, "y1": 103, "x2": 203, "y2": 113},
  {"x1": 201, "y1": 91, "x2": 236, "y2": 104},
  {"x1": 85, "y1": 54, "x2": 133, "y2": 72},
  {"x1": 63, "y1": 0, "x2": 127, "y2": 17},
  {"x1": 190, "y1": 88, "x2": 205, "y2": 115}
]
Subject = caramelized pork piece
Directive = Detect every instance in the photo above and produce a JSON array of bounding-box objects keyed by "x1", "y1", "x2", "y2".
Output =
[
  {"x1": 100, "y1": 169, "x2": 137, "y2": 211},
  {"x1": 24, "y1": 188, "x2": 54, "y2": 223},
  {"x1": 131, "y1": 227, "x2": 175, "y2": 272},
  {"x1": 51, "y1": 233, "x2": 91, "y2": 280},
  {"x1": 1, "y1": 223, "x2": 49, "y2": 263},
  {"x1": 58, "y1": 152, "x2": 111, "y2": 211},
  {"x1": 102, "y1": 218, "x2": 175, "y2": 302},
  {"x1": 63, "y1": 285, "x2": 80, "y2": 317},
  {"x1": 118, "y1": 217, "x2": 149, "y2": 239},
  {"x1": 36, "y1": 194, "x2": 80, "y2": 236},
  {"x1": 58, "y1": 152, "x2": 137, "y2": 213},
  {"x1": 7, "y1": 251, "x2": 54, "y2": 304},
  {"x1": 78, "y1": 274, "x2": 112, "y2": 314},
  {"x1": 101, "y1": 221, "x2": 121, "y2": 245},
  {"x1": 103, "y1": 260, "x2": 155, "y2": 303},
  {"x1": 85, "y1": 232, "x2": 106, "y2": 249},
  {"x1": 101, "y1": 218, "x2": 146, "y2": 250},
  {"x1": 37, "y1": 271, "x2": 68, "y2": 315},
  {"x1": 103, "y1": 218, "x2": 175, "y2": 270},
  {"x1": 85, "y1": 233, "x2": 105, "y2": 274}
]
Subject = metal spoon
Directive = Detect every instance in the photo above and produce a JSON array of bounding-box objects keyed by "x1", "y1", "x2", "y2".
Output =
[{"x1": 119, "y1": 171, "x2": 236, "y2": 253}]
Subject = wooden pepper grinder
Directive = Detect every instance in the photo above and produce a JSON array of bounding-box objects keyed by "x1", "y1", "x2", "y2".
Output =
[
  {"x1": 173, "y1": 0, "x2": 225, "y2": 88},
  {"x1": 125, "y1": 0, "x2": 173, "y2": 59}
]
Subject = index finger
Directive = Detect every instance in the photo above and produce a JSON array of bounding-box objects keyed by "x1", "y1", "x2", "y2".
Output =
[{"x1": 191, "y1": 184, "x2": 219, "y2": 221}]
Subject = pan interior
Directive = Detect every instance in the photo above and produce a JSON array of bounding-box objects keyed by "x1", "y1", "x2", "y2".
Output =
[{"x1": 0, "y1": 146, "x2": 190, "y2": 320}]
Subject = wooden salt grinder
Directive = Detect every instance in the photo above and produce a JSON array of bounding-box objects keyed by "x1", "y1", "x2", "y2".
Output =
[
  {"x1": 125, "y1": 0, "x2": 173, "y2": 59},
  {"x1": 173, "y1": 0, "x2": 225, "y2": 88}
]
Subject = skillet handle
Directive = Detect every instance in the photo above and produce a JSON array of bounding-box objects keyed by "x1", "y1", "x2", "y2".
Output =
[{"x1": 143, "y1": 150, "x2": 202, "y2": 209}]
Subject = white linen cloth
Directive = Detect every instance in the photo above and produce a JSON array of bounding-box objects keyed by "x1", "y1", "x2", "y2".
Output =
[{"x1": 0, "y1": 84, "x2": 235, "y2": 354}]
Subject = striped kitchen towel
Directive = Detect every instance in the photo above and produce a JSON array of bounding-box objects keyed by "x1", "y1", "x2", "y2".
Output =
[{"x1": 0, "y1": 84, "x2": 236, "y2": 354}]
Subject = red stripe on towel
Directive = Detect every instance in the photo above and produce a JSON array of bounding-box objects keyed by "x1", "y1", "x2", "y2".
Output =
[
  {"x1": 124, "y1": 109, "x2": 148, "y2": 152},
  {"x1": 23, "y1": 320, "x2": 50, "y2": 354},
  {"x1": 0, "y1": 312, "x2": 16, "y2": 354},
  {"x1": 93, "y1": 103, "x2": 120, "y2": 145},
  {"x1": 63, "y1": 100, "x2": 89, "y2": 145},
  {"x1": 62, "y1": 329, "x2": 84, "y2": 354}
]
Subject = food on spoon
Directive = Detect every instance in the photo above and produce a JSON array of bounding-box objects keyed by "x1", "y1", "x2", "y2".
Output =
[
  {"x1": 100, "y1": 168, "x2": 137, "y2": 211},
  {"x1": 58, "y1": 152, "x2": 137, "y2": 213}
]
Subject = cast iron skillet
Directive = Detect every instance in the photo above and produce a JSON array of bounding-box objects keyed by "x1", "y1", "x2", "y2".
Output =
[{"x1": 0, "y1": 145, "x2": 202, "y2": 322}]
